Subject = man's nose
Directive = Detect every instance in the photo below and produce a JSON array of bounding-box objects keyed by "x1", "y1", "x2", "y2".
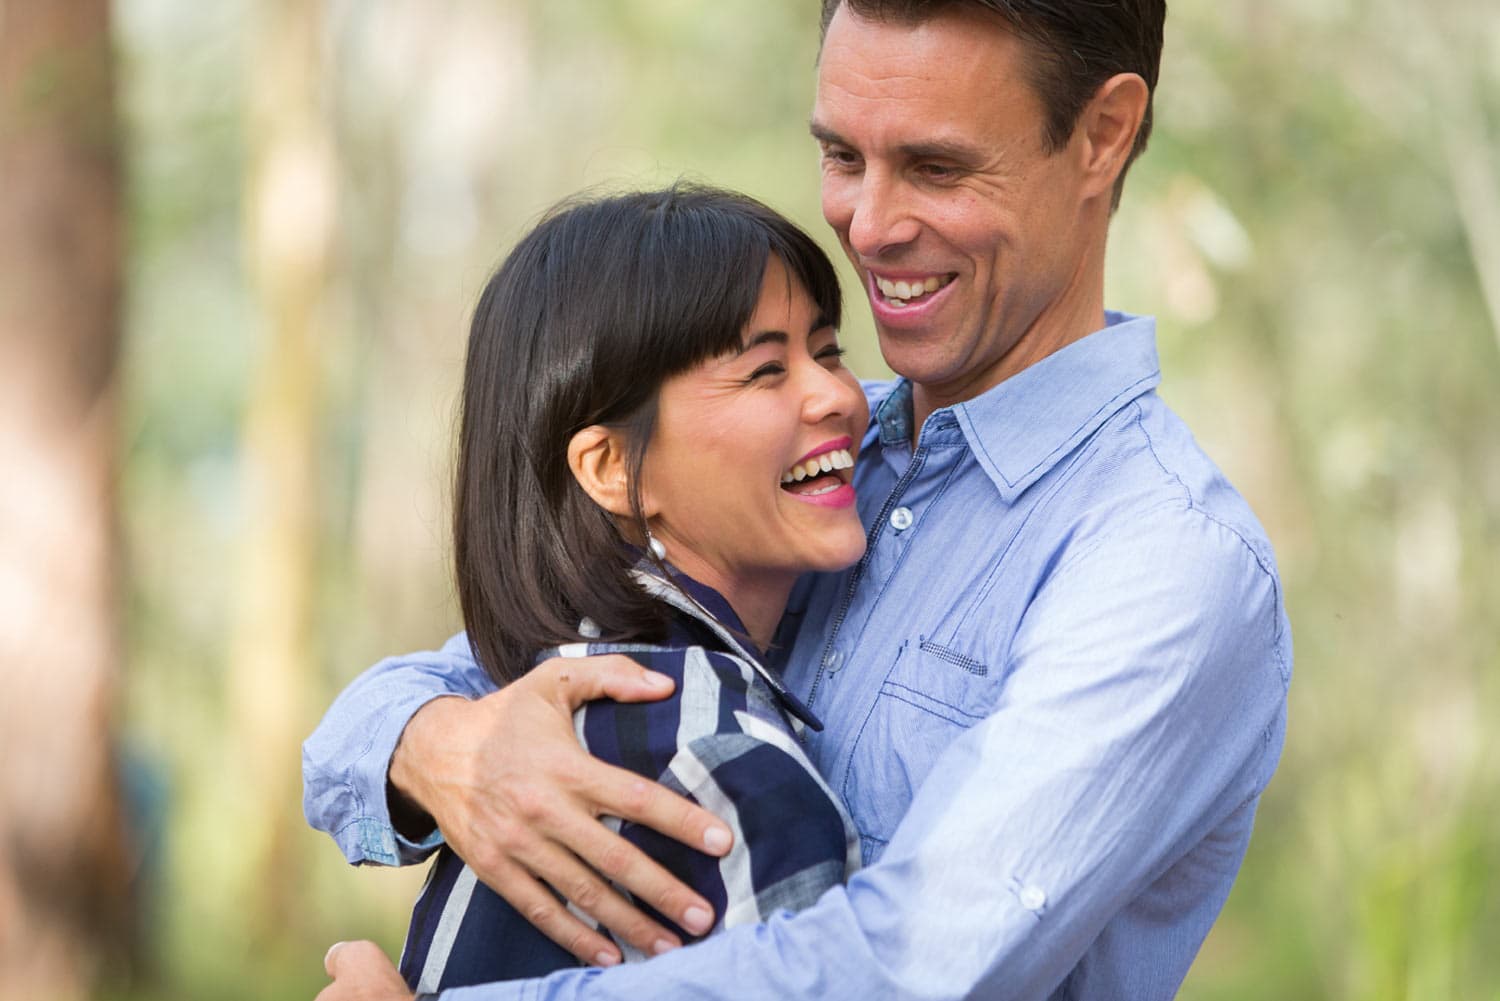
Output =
[{"x1": 845, "y1": 172, "x2": 919, "y2": 260}]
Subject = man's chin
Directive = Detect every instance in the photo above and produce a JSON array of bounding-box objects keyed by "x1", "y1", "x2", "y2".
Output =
[{"x1": 874, "y1": 329, "x2": 954, "y2": 381}]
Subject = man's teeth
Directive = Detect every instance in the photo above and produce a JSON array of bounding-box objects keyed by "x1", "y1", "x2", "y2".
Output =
[
  {"x1": 780, "y1": 448, "x2": 854, "y2": 484},
  {"x1": 875, "y1": 274, "x2": 950, "y2": 304}
]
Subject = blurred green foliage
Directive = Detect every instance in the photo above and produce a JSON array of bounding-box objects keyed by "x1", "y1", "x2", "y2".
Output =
[{"x1": 112, "y1": 1, "x2": 1499, "y2": 998}]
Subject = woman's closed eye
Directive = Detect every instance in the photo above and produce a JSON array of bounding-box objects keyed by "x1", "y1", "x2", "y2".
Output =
[{"x1": 744, "y1": 361, "x2": 787, "y2": 384}]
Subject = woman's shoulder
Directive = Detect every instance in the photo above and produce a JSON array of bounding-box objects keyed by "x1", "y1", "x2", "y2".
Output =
[
  {"x1": 538, "y1": 639, "x2": 756, "y2": 685},
  {"x1": 554, "y1": 641, "x2": 794, "y2": 772}
]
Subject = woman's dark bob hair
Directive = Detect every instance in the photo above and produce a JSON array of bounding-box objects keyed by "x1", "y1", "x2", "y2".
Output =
[{"x1": 455, "y1": 183, "x2": 843, "y2": 685}]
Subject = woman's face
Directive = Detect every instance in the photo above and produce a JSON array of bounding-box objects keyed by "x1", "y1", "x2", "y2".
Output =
[{"x1": 641, "y1": 255, "x2": 869, "y2": 620}]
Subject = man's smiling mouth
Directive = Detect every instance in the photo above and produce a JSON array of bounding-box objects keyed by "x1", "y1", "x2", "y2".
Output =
[{"x1": 874, "y1": 273, "x2": 956, "y2": 308}]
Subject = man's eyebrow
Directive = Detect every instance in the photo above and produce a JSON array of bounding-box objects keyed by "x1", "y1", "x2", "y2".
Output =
[
  {"x1": 809, "y1": 121, "x2": 845, "y2": 146},
  {"x1": 896, "y1": 138, "x2": 988, "y2": 164},
  {"x1": 811, "y1": 122, "x2": 987, "y2": 165}
]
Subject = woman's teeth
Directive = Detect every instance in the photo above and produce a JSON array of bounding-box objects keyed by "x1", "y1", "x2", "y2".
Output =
[
  {"x1": 780, "y1": 448, "x2": 854, "y2": 484},
  {"x1": 800, "y1": 480, "x2": 843, "y2": 497},
  {"x1": 875, "y1": 274, "x2": 952, "y2": 306}
]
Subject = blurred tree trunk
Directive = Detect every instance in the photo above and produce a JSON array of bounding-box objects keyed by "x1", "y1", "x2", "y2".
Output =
[
  {"x1": 0, "y1": 1, "x2": 133, "y2": 998},
  {"x1": 227, "y1": 0, "x2": 336, "y2": 937}
]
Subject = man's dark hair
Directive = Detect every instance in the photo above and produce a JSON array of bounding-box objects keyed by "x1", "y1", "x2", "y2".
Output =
[
  {"x1": 820, "y1": 0, "x2": 1165, "y2": 207},
  {"x1": 454, "y1": 184, "x2": 843, "y2": 685}
]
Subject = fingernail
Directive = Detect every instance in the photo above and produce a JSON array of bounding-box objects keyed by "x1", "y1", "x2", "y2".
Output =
[
  {"x1": 594, "y1": 950, "x2": 621, "y2": 967},
  {"x1": 323, "y1": 941, "x2": 346, "y2": 972},
  {"x1": 652, "y1": 938, "x2": 677, "y2": 956},
  {"x1": 642, "y1": 670, "x2": 673, "y2": 690},
  {"x1": 703, "y1": 826, "x2": 731, "y2": 854},
  {"x1": 682, "y1": 906, "x2": 713, "y2": 935}
]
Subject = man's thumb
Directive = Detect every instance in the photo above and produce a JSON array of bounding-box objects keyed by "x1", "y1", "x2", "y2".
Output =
[
  {"x1": 540, "y1": 653, "x2": 675, "y2": 708},
  {"x1": 324, "y1": 941, "x2": 347, "y2": 977}
]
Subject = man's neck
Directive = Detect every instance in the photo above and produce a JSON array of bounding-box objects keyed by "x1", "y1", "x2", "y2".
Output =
[
  {"x1": 909, "y1": 228, "x2": 1110, "y2": 434},
  {"x1": 910, "y1": 303, "x2": 1107, "y2": 435}
]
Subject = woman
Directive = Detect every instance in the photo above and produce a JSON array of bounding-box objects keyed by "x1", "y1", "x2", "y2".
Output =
[{"x1": 395, "y1": 185, "x2": 869, "y2": 993}]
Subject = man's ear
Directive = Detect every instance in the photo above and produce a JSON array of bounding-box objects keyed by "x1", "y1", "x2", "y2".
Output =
[
  {"x1": 1077, "y1": 71, "x2": 1150, "y2": 202},
  {"x1": 567, "y1": 425, "x2": 637, "y2": 519}
]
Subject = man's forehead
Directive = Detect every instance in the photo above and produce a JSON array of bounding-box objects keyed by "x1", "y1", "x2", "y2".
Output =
[
  {"x1": 811, "y1": 6, "x2": 1040, "y2": 143},
  {"x1": 815, "y1": 5, "x2": 1031, "y2": 96}
]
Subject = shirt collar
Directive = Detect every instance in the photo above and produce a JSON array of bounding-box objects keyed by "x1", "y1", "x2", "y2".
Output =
[
  {"x1": 629, "y1": 564, "x2": 824, "y2": 733},
  {"x1": 875, "y1": 312, "x2": 1160, "y2": 502}
]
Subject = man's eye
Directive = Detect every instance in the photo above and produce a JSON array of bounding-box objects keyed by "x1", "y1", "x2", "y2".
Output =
[
  {"x1": 822, "y1": 147, "x2": 861, "y2": 170},
  {"x1": 916, "y1": 163, "x2": 959, "y2": 181}
]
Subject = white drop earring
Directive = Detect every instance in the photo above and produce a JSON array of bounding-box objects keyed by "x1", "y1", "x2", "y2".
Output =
[{"x1": 647, "y1": 533, "x2": 667, "y2": 561}]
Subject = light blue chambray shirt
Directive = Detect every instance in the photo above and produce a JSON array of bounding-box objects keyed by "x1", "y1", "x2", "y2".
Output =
[{"x1": 302, "y1": 312, "x2": 1291, "y2": 1001}]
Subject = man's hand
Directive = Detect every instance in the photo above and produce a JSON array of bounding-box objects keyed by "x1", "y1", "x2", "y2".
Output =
[
  {"x1": 316, "y1": 942, "x2": 411, "y2": 1001},
  {"x1": 388, "y1": 655, "x2": 734, "y2": 966}
]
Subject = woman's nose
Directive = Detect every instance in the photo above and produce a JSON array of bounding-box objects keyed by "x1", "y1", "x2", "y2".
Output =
[{"x1": 800, "y1": 362, "x2": 863, "y2": 425}]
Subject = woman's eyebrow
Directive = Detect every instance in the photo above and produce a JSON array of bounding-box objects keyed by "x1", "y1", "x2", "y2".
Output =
[
  {"x1": 737, "y1": 330, "x2": 789, "y2": 354},
  {"x1": 737, "y1": 314, "x2": 833, "y2": 354}
]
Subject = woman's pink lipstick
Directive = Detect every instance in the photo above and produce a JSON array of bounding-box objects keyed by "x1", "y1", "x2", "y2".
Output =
[{"x1": 783, "y1": 435, "x2": 857, "y2": 509}]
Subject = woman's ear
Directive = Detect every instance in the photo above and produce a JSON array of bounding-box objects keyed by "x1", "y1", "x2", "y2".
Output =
[{"x1": 567, "y1": 425, "x2": 636, "y2": 518}]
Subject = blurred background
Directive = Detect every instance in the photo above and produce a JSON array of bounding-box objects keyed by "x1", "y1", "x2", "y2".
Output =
[{"x1": 1, "y1": 0, "x2": 1496, "y2": 998}]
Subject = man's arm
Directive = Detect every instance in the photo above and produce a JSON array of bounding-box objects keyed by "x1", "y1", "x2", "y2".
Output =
[
  {"x1": 302, "y1": 636, "x2": 736, "y2": 964},
  {"x1": 407, "y1": 512, "x2": 1290, "y2": 1000},
  {"x1": 303, "y1": 634, "x2": 492, "y2": 865}
]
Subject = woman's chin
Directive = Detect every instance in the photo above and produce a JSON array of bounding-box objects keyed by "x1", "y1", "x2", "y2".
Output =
[{"x1": 798, "y1": 532, "x2": 867, "y2": 575}]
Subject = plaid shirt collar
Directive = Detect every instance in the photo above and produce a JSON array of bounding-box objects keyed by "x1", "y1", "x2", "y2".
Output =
[{"x1": 632, "y1": 564, "x2": 824, "y2": 734}]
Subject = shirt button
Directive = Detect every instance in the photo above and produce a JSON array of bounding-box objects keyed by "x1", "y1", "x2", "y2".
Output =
[
  {"x1": 889, "y1": 506, "x2": 914, "y2": 532},
  {"x1": 824, "y1": 649, "x2": 844, "y2": 672},
  {"x1": 1019, "y1": 886, "x2": 1047, "y2": 912}
]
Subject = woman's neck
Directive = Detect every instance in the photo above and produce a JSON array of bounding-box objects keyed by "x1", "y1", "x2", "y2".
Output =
[{"x1": 657, "y1": 551, "x2": 791, "y2": 654}]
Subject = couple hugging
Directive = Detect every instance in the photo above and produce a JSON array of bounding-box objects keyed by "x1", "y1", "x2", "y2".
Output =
[{"x1": 305, "y1": 3, "x2": 1291, "y2": 999}]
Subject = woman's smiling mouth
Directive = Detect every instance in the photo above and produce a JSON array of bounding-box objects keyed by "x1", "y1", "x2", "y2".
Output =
[
  {"x1": 779, "y1": 442, "x2": 856, "y2": 507},
  {"x1": 780, "y1": 447, "x2": 854, "y2": 486}
]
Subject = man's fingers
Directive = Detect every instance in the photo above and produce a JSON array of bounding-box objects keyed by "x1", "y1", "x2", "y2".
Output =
[
  {"x1": 534, "y1": 654, "x2": 675, "y2": 709},
  {"x1": 322, "y1": 939, "x2": 388, "y2": 976},
  {"x1": 585, "y1": 760, "x2": 733, "y2": 857},
  {"x1": 548, "y1": 803, "x2": 715, "y2": 940},
  {"x1": 319, "y1": 940, "x2": 411, "y2": 1001},
  {"x1": 522, "y1": 835, "x2": 694, "y2": 958},
  {"x1": 475, "y1": 851, "x2": 631, "y2": 967}
]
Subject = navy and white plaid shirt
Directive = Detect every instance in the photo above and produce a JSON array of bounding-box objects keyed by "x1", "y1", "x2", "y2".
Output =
[{"x1": 399, "y1": 569, "x2": 861, "y2": 995}]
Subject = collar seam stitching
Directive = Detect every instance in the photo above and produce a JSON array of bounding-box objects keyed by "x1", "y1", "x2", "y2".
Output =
[{"x1": 966, "y1": 369, "x2": 1159, "y2": 489}]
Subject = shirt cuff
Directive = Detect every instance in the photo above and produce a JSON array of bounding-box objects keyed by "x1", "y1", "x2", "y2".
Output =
[{"x1": 333, "y1": 690, "x2": 461, "y2": 865}]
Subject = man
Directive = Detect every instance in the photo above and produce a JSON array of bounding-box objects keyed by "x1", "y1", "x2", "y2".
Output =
[{"x1": 308, "y1": 2, "x2": 1291, "y2": 998}]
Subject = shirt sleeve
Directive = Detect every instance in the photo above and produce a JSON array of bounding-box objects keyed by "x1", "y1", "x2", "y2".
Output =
[
  {"x1": 436, "y1": 509, "x2": 1290, "y2": 1001},
  {"x1": 302, "y1": 633, "x2": 495, "y2": 866}
]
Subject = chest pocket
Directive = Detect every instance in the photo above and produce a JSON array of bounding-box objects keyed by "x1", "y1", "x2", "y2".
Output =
[{"x1": 841, "y1": 637, "x2": 1000, "y2": 858}]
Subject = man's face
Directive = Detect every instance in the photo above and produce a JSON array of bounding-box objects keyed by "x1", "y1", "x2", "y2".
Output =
[{"x1": 813, "y1": 5, "x2": 1102, "y2": 416}]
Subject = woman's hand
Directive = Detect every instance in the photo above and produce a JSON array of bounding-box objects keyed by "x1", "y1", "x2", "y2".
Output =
[
  {"x1": 388, "y1": 655, "x2": 734, "y2": 966},
  {"x1": 316, "y1": 942, "x2": 410, "y2": 1001}
]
